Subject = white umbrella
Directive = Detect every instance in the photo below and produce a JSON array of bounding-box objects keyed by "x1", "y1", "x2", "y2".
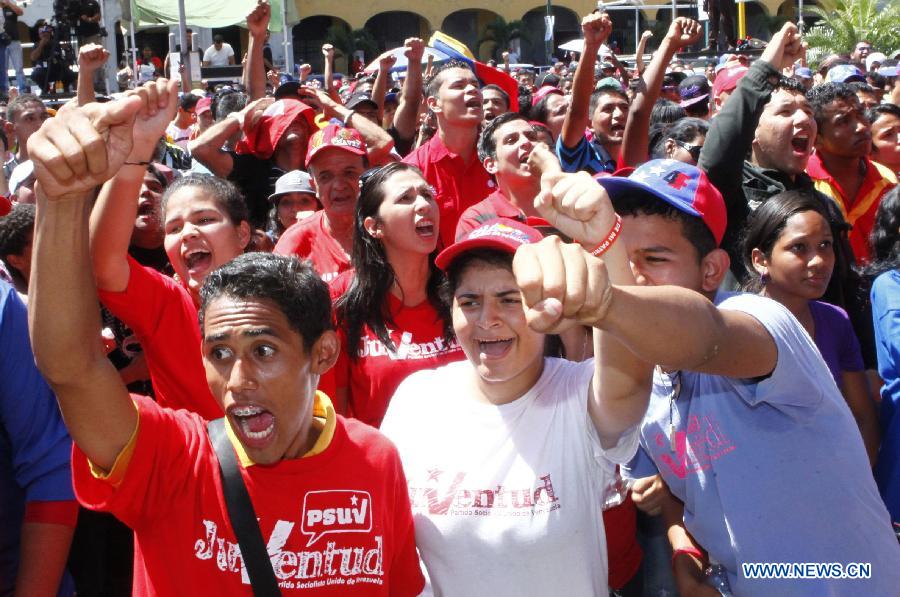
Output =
[
  {"x1": 363, "y1": 47, "x2": 452, "y2": 74},
  {"x1": 558, "y1": 39, "x2": 613, "y2": 56}
]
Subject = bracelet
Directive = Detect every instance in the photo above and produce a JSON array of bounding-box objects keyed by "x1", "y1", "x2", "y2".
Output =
[
  {"x1": 343, "y1": 110, "x2": 356, "y2": 125},
  {"x1": 671, "y1": 546, "x2": 706, "y2": 569},
  {"x1": 589, "y1": 214, "x2": 622, "y2": 257},
  {"x1": 124, "y1": 160, "x2": 150, "y2": 166}
]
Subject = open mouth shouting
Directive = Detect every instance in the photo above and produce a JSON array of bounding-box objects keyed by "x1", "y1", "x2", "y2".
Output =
[
  {"x1": 790, "y1": 133, "x2": 811, "y2": 156},
  {"x1": 415, "y1": 218, "x2": 435, "y2": 238},
  {"x1": 465, "y1": 96, "x2": 483, "y2": 112},
  {"x1": 228, "y1": 403, "x2": 276, "y2": 449},
  {"x1": 477, "y1": 337, "x2": 513, "y2": 360},
  {"x1": 136, "y1": 200, "x2": 159, "y2": 225},
  {"x1": 137, "y1": 200, "x2": 156, "y2": 217},
  {"x1": 518, "y1": 146, "x2": 536, "y2": 168},
  {"x1": 183, "y1": 247, "x2": 213, "y2": 276}
]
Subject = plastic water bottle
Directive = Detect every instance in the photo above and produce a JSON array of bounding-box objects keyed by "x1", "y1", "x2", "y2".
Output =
[{"x1": 705, "y1": 560, "x2": 733, "y2": 596}]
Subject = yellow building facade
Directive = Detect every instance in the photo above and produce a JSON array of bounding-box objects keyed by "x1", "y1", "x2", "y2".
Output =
[
  {"x1": 294, "y1": 0, "x2": 790, "y2": 29},
  {"x1": 292, "y1": 0, "x2": 797, "y2": 61}
]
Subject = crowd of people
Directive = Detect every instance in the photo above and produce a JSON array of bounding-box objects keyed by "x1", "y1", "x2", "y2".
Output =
[{"x1": 3, "y1": 0, "x2": 900, "y2": 595}]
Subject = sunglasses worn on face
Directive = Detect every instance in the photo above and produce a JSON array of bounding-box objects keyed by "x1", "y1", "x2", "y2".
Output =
[{"x1": 674, "y1": 139, "x2": 703, "y2": 162}]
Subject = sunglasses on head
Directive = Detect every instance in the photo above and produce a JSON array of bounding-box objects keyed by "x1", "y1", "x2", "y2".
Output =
[{"x1": 358, "y1": 166, "x2": 383, "y2": 193}]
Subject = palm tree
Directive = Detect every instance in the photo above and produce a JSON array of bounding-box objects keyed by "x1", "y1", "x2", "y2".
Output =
[
  {"x1": 803, "y1": 0, "x2": 900, "y2": 63},
  {"x1": 478, "y1": 17, "x2": 531, "y2": 61}
]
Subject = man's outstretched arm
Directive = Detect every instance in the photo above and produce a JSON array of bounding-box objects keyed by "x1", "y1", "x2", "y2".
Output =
[{"x1": 29, "y1": 96, "x2": 147, "y2": 472}]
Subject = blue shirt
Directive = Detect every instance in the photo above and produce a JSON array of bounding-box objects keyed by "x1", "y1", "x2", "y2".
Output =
[
  {"x1": 637, "y1": 292, "x2": 900, "y2": 595},
  {"x1": 872, "y1": 269, "x2": 900, "y2": 525},
  {"x1": 0, "y1": 281, "x2": 75, "y2": 595},
  {"x1": 556, "y1": 133, "x2": 617, "y2": 176}
]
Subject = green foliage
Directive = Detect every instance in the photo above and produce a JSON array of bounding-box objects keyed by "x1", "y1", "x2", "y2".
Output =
[
  {"x1": 477, "y1": 17, "x2": 531, "y2": 60},
  {"x1": 803, "y1": 0, "x2": 900, "y2": 64},
  {"x1": 325, "y1": 24, "x2": 378, "y2": 63}
]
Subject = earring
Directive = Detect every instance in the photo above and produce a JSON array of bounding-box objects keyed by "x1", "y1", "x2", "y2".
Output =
[{"x1": 761, "y1": 272, "x2": 770, "y2": 285}]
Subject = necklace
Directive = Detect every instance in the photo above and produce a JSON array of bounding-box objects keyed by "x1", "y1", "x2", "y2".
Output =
[{"x1": 656, "y1": 366, "x2": 682, "y2": 452}]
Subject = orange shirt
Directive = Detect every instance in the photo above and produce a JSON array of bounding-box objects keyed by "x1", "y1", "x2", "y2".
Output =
[{"x1": 807, "y1": 153, "x2": 897, "y2": 263}]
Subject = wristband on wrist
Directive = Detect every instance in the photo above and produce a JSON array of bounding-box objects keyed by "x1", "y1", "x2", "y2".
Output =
[
  {"x1": 589, "y1": 214, "x2": 622, "y2": 257},
  {"x1": 671, "y1": 546, "x2": 706, "y2": 569},
  {"x1": 343, "y1": 109, "x2": 356, "y2": 125}
]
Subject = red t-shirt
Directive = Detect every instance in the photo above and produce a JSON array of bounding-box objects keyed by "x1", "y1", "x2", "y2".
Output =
[
  {"x1": 72, "y1": 396, "x2": 424, "y2": 596},
  {"x1": 274, "y1": 212, "x2": 352, "y2": 284},
  {"x1": 403, "y1": 134, "x2": 496, "y2": 248},
  {"x1": 455, "y1": 190, "x2": 527, "y2": 241},
  {"x1": 98, "y1": 257, "x2": 221, "y2": 420},
  {"x1": 331, "y1": 273, "x2": 464, "y2": 428},
  {"x1": 603, "y1": 497, "x2": 642, "y2": 589}
]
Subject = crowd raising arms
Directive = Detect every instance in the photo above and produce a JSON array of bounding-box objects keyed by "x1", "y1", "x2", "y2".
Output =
[{"x1": 5, "y1": 0, "x2": 899, "y2": 593}]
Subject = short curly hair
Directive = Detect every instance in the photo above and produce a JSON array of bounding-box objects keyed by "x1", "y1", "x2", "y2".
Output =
[
  {"x1": 0, "y1": 203, "x2": 35, "y2": 261},
  {"x1": 806, "y1": 82, "x2": 860, "y2": 128}
]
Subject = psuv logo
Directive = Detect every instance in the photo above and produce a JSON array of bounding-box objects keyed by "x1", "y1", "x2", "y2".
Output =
[
  {"x1": 663, "y1": 170, "x2": 691, "y2": 190},
  {"x1": 301, "y1": 490, "x2": 373, "y2": 547}
]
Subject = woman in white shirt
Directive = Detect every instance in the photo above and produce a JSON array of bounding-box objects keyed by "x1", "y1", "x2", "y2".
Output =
[{"x1": 380, "y1": 161, "x2": 653, "y2": 596}]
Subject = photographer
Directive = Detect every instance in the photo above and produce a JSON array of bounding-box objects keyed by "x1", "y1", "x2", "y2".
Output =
[
  {"x1": 0, "y1": 0, "x2": 26, "y2": 96},
  {"x1": 77, "y1": 0, "x2": 105, "y2": 92},
  {"x1": 29, "y1": 20, "x2": 74, "y2": 94},
  {"x1": 76, "y1": 0, "x2": 101, "y2": 46}
]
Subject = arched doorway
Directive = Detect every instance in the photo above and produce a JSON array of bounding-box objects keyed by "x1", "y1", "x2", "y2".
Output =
[
  {"x1": 364, "y1": 11, "x2": 430, "y2": 55},
  {"x1": 521, "y1": 5, "x2": 580, "y2": 65},
  {"x1": 745, "y1": 1, "x2": 773, "y2": 40},
  {"x1": 442, "y1": 9, "x2": 502, "y2": 62},
  {"x1": 293, "y1": 15, "x2": 353, "y2": 73}
]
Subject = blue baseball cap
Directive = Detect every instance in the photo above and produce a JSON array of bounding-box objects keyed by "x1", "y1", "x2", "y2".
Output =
[
  {"x1": 595, "y1": 159, "x2": 727, "y2": 246},
  {"x1": 794, "y1": 67, "x2": 813, "y2": 79},
  {"x1": 275, "y1": 75, "x2": 300, "y2": 99},
  {"x1": 825, "y1": 64, "x2": 866, "y2": 83}
]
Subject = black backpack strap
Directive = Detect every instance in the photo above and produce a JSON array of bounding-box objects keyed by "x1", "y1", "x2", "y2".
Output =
[{"x1": 207, "y1": 418, "x2": 281, "y2": 597}]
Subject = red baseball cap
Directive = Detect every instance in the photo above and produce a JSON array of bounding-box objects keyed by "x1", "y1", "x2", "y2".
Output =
[
  {"x1": 712, "y1": 66, "x2": 748, "y2": 99},
  {"x1": 435, "y1": 218, "x2": 543, "y2": 271},
  {"x1": 195, "y1": 96, "x2": 212, "y2": 116},
  {"x1": 531, "y1": 85, "x2": 563, "y2": 106},
  {"x1": 305, "y1": 123, "x2": 367, "y2": 168}
]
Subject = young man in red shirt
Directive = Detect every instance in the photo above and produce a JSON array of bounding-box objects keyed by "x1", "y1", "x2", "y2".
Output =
[
  {"x1": 274, "y1": 124, "x2": 367, "y2": 284},
  {"x1": 403, "y1": 60, "x2": 496, "y2": 247},
  {"x1": 455, "y1": 112, "x2": 544, "y2": 239},
  {"x1": 28, "y1": 96, "x2": 424, "y2": 596}
]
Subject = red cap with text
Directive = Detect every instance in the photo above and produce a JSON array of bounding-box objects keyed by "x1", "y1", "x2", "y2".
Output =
[
  {"x1": 305, "y1": 123, "x2": 367, "y2": 168},
  {"x1": 435, "y1": 217, "x2": 543, "y2": 271}
]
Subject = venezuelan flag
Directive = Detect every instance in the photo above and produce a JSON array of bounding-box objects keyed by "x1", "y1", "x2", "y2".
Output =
[{"x1": 428, "y1": 31, "x2": 520, "y2": 112}]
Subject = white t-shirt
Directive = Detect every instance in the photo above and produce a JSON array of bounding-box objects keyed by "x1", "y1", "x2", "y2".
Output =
[
  {"x1": 165, "y1": 122, "x2": 194, "y2": 151},
  {"x1": 203, "y1": 43, "x2": 234, "y2": 66},
  {"x1": 381, "y1": 357, "x2": 639, "y2": 596}
]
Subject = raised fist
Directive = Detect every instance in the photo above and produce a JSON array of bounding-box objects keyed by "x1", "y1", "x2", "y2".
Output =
[{"x1": 582, "y1": 12, "x2": 612, "y2": 47}]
